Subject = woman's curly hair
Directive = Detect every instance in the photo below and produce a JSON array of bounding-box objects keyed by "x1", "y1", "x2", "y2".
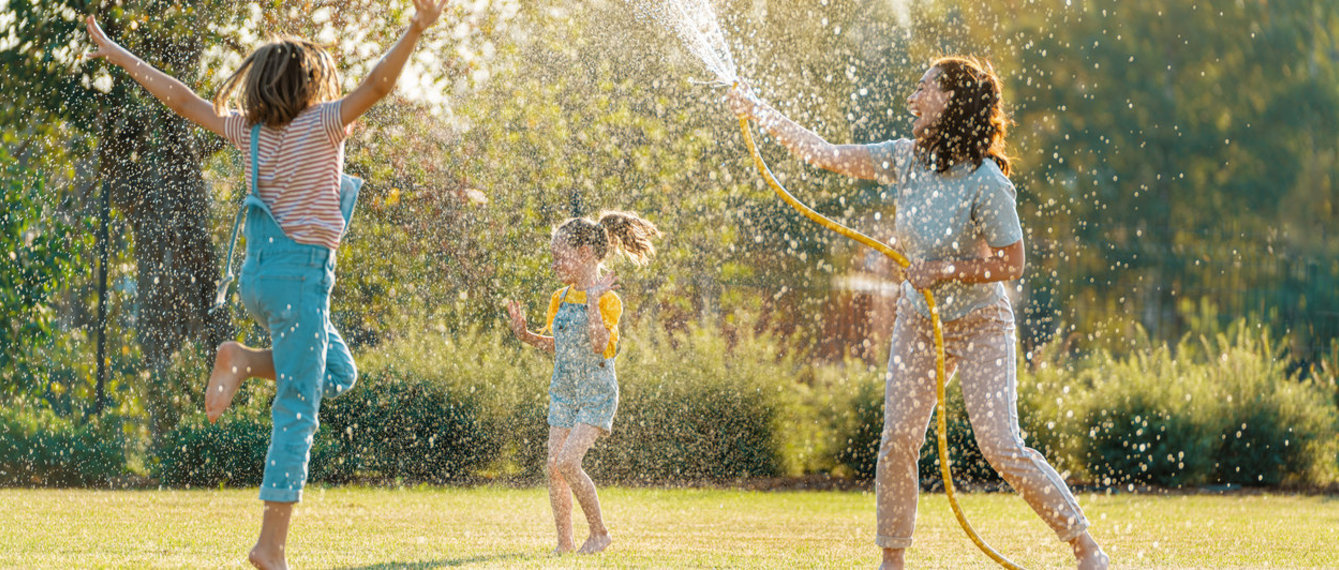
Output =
[{"x1": 916, "y1": 56, "x2": 1013, "y2": 176}]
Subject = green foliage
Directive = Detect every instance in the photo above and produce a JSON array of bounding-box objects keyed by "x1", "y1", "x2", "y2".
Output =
[
  {"x1": 0, "y1": 406, "x2": 127, "y2": 487},
  {"x1": 1021, "y1": 321, "x2": 1339, "y2": 488},
  {"x1": 827, "y1": 370, "x2": 883, "y2": 480},
  {"x1": 146, "y1": 320, "x2": 807, "y2": 487},
  {"x1": 587, "y1": 322, "x2": 802, "y2": 482},
  {"x1": 152, "y1": 409, "x2": 271, "y2": 488},
  {"x1": 0, "y1": 152, "x2": 88, "y2": 393},
  {"x1": 828, "y1": 319, "x2": 1339, "y2": 488},
  {"x1": 319, "y1": 370, "x2": 496, "y2": 484},
  {"x1": 994, "y1": 0, "x2": 1339, "y2": 354},
  {"x1": 329, "y1": 319, "x2": 805, "y2": 484}
]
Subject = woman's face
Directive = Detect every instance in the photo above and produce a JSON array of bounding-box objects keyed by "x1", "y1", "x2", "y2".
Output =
[
  {"x1": 907, "y1": 66, "x2": 951, "y2": 138},
  {"x1": 550, "y1": 236, "x2": 590, "y2": 283}
]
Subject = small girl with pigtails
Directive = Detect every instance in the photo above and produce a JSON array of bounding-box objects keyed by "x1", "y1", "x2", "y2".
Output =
[{"x1": 507, "y1": 210, "x2": 662, "y2": 555}]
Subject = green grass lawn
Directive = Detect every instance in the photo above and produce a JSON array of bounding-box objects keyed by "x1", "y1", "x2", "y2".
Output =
[{"x1": 2, "y1": 486, "x2": 1336, "y2": 568}]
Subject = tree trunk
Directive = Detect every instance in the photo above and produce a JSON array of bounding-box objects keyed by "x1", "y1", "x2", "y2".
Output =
[{"x1": 100, "y1": 97, "x2": 232, "y2": 438}]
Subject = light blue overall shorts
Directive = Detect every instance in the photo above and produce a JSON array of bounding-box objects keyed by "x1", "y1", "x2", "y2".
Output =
[
  {"x1": 215, "y1": 124, "x2": 362, "y2": 503},
  {"x1": 548, "y1": 287, "x2": 620, "y2": 433}
]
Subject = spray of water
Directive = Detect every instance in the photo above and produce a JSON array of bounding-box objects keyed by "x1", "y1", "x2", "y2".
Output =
[{"x1": 627, "y1": 0, "x2": 738, "y2": 84}]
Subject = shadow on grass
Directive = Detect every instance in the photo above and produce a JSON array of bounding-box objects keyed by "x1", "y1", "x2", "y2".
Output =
[{"x1": 335, "y1": 552, "x2": 530, "y2": 569}]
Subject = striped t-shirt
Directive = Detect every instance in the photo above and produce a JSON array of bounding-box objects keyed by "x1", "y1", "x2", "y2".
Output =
[{"x1": 224, "y1": 101, "x2": 351, "y2": 250}]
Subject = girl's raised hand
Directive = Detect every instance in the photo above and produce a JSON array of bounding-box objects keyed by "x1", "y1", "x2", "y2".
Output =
[
  {"x1": 586, "y1": 271, "x2": 620, "y2": 299},
  {"x1": 505, "y1": 300, "x2": 528, "y2": 338},
  {"x1": 84, "y1": 15, "x2": 129, "y2": 66},
  {"x1": 411, "y1": 0, "x2": 450, "y2": 32}
]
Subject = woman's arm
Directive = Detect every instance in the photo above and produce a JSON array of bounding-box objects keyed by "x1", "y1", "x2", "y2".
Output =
[
  {"x1": 506, "y1": 301, "x2": 555, "y2": 354},
  {"x1": 339, "y1": 0, "x2": 448, "y2": 126},
  {"x1": 906, "y1": 239, "x2": 1025, "y2": 290},
  {"x1": 84, "y1": 16, "x2": 227, "y2": 138},
  {"x1": 727, "y1": 87, "x2": 880, "y2": 181}
]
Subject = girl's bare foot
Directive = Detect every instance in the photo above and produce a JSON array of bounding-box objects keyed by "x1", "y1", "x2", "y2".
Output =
[
  {"x1": 206, "y1": 341, "x2": 249, "y2": 423},
  {"x1": 552, "y1": 543, "x2": 573, "y2": 556},
  {"x1": 577, "y1": 531, "x2": 611, "y2": 554},
  {"x1": 248, "y1": 544, "x2": 287, "y2": 570}
]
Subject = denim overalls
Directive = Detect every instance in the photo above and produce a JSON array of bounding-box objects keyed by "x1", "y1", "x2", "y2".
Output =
[
  {"x1": 548, "y1": 287, "x2": 619, "y2": 433},
  {"x1": 217, "y1": 124, "x2": 361, "y2": 503}
]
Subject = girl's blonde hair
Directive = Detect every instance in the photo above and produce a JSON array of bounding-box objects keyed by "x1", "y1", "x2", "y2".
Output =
[
  {"x1": 213, "y1": 36, "x2": 342, "y2": 128},
  {"x1": 556, "y1": 210, "x2": 663, "y2": 266}
]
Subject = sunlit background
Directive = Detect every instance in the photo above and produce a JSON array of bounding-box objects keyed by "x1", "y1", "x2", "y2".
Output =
[{"x1": 1, "y1": 0, "x2": 1336, "y2": 512}]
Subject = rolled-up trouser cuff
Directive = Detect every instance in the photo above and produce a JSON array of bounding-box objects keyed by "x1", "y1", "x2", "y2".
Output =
[
  {"x1": 1056, "y1": 521, "x2": 1089, "y2": 543},
  {"x1": 258, "y1": 487, "x2": 301, "y2": 503},
  {"x1": 876, "y1": 535, "x2": 914, "y2": 549}
]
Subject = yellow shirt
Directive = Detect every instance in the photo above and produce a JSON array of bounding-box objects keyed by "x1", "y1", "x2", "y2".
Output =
[{"x1": 541, "y1": 287, "x2": 623, "y2": 359}]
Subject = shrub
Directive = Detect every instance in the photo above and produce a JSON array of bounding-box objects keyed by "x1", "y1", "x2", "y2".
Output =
[
  {"x1": 1193, "y1": 329, "x2": 1338, "y2": 486},
  {"x1": 153, "y1": 409, "x2": 271, "y2": 487},
  {"x1": 830, "y1": 320, "x2": 1339, "y2": 489},
  {"x1": 827, "y1": 369, "x2": 883, "y2": 480},
  {"x1": 578, "y1": 322, "x2": 804, "y2": 483},
  {"x1": 0, "y1": 405, "x2": 127, "y2": 486},
  {"x1": 1023, "y1": 322, "x2": 1339, "y2": 488},
  {"x1": 320, "y1": 372, "x2": 494, "y2": 483},
  {"x1": 144, "y1": 317, "x2": 1338, "y2": 490},
  {"x1": 344, "y1": 326, "x2": 550, "y2": 482}
]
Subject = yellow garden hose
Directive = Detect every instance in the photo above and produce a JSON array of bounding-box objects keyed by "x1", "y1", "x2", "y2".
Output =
[{"x1": 738, "y1": 116, "x2": 1024, "y2": 570}]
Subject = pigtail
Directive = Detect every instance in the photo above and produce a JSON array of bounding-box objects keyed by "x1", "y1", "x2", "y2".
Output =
[{"x1": 598, "y1": 210, "x2": 662, "y2": 266}]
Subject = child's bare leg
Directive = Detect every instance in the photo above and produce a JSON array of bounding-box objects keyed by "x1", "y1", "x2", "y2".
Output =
[
  {"x1": 880, "y1": 548, "x2": 905, "y2": 570},
  {"x1": 547, "y1": 426, "x2": 575, "y2": 554},
  {"x1": 207, "y1": 341, "x2": 276, "y2": 423},
  {"x1": 1070, "y1": 531, "x2": 1109, "y2": 570},
  {"x1": 555, "y1": 423, "x2": 611, "y2": 554},
  {"x1": 247, "y1": 501, "x2": 292, "y2": 570}
]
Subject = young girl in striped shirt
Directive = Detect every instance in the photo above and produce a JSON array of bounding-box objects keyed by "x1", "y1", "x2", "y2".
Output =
[
  {"x1": 507, "y1": 211, "x2": 662, "y2": 555},
  {"x1": 85, "y1": 3, "x2": 450, "y2": 568}
]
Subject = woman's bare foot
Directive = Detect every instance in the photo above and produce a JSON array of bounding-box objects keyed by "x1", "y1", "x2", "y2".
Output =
[
  {"x1": 206, "y1": 341, "x2": 250, "y2": 423},
  {"x1": 1071, "y1": 532, "x2": 1110, "y2": 570},
  {"x1": 1077, "y1": 549, "x2": 1110, "y2": 570},
  {"x1": 247, "y1": 544, "x2": 287, "y2": 570},
  {"x1": 552, "y1": 543, "x2": 573, "y2": 556},
  {"x1": 577, "y1": 531, "x2": 611, "y2": 554},
  {"x1": 879, "y1": 547, "x2": 905, "y2": 570}
]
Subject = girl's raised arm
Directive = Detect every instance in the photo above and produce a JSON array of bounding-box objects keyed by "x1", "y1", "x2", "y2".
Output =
[
  {"x1": 339, "y1": 0, "x2": 450, "y2": 126},
  {"x1": 507, "y1": 300, "x2": 555, "y2": 354},
  {"x1": 84, "y1": 16, "x2": 227, "y2": 138}
]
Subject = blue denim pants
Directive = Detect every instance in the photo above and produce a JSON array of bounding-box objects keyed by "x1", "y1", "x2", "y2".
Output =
[{"x1": 238, "y1": 202, "x2": 356, "y2": 503}]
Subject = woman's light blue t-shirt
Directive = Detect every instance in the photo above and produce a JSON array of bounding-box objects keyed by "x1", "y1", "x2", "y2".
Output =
[{"x1": 866, "y1": 139, "x2": 1024, "y2": 322}]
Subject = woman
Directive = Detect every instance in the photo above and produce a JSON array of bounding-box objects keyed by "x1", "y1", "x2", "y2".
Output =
[{"x1": 728, "y1": 57, "x2": 1109, "y2": 570}]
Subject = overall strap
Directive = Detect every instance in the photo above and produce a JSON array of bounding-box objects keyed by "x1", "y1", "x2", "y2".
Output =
[{"x1": 209, "y1": 124, "x2": 263, "y2": 314}]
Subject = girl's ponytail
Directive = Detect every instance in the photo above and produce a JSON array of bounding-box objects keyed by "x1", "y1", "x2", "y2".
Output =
[{"x1": 597, "y1": 210, "x2": 662, "y2": 266}]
